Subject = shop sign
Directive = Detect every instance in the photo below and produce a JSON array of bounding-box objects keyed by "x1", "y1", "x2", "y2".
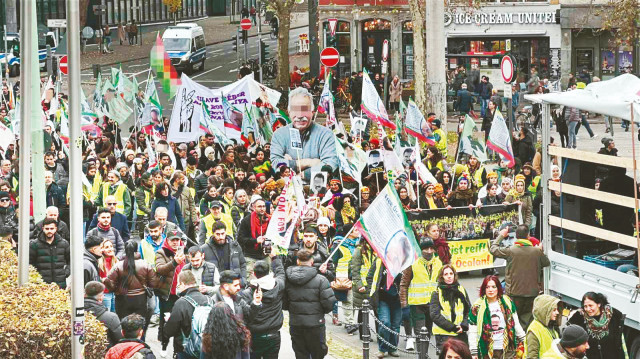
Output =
[{"x1": 448, "y1": 11, "x2": 556, "y2": 26}]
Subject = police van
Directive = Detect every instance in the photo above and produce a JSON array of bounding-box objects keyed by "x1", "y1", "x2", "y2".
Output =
[
  {"x1": 1, "y1": 31, "x2": 57, "y2": 77},
  {"x1": 162, "y1": 23, "x2": 206, "y2": 74}
]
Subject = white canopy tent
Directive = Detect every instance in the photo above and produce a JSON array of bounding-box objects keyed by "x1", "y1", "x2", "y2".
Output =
[{"x1": 525, "y1": 73, "x2": 640, "y2": 123}]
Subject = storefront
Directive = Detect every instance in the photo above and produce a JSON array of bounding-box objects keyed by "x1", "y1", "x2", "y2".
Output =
[{"x1": 322, "y1": 20, "x2": 352, "y2": 79}]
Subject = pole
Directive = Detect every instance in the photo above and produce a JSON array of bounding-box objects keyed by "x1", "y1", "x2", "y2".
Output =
[
  {"x1": 383, "y1": 63, "x2": 388, "y2": 108},
  {"x1": 257, "y1": 0, "x2": 263, "y2": 83},
  {"x1": 308, "y1": 0, "x2": 320, "y2": 78},
  {"x1": 541, "y1": 102, "x2": 551, "y2": 294},
  {"x1": 630, "y1": 104, "x2": 640, "y2": 288},
  {"x1": 4, "y1": 25, "x2": 8, "y2": 79},
  {"x1": 418, "y1": 326, "x2": 429, "y2": 359},
  {"x1": 67, "y1": 0, "x2": 85, "y2": 356},
  {"x1": 362, "y1": 299, "x2": 370, "y2": 359},
  {"x1": 507, "y1": 83, "x2": 514, "y2": 138},
  {"x1": 139, "y1": 8, "x2": 143, "y2": 46}
]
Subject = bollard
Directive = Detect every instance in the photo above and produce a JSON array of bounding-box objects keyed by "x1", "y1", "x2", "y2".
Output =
[
  {"x1": 362, "y1": 299, "x2": 370, "y2": 359},
  {"x1": 418, "y1": 326, "x2": 429, "y2": 359}
]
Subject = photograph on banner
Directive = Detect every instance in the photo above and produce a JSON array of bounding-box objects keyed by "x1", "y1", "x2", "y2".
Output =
[
  {"x1": 349, "y1": 116, "x2": 367, "y2": 138},
  {"x1": 448, "y1": 239, "x2": 494, "y2": 272},
  {"x1": 310, "y1": 171, "x2": 328, "y2": 195},
  {"x1": 367, "y1": 149, "x2": 384, "y2": 174},
  {"x1": 406, "y1": 204, "x2": 519, "y2": 240},
  {"x1": 400, "y1": 147, "x2": 415, "y2": 168}
]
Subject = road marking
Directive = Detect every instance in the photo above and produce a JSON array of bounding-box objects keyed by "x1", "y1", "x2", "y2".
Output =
[
  {"x1": 229, "y1": 68, "x2": 238, "y2": 73},
  {"x1": 196, "y1": 80, "x2": 232, "y2": 84},
  {"x1": 192, "y1": 65, "x2": 223, "y2": 79},
  {"x1": 129, "y1": 63, "x2": 149, "y2": 68}
]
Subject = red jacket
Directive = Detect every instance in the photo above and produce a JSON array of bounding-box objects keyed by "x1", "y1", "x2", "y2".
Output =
[{"x1": 104, "y1": 340, "x2": 154, "y2": 359}]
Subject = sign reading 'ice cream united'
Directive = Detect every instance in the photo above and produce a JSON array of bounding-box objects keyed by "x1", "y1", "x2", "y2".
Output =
[{"x1": 446, "y1": 11, "x2": 556, "y2": 26}]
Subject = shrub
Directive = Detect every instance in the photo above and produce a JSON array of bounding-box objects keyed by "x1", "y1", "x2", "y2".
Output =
[{"x1": 0, "y1": 241, "x2": 108, "y2": 358}]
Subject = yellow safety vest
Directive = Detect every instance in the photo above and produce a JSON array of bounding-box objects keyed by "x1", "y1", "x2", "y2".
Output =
[
  {"x1": 102, "y1": 183, "x2": 127, "y2": 214},
  {"x1": 359, "y1": 251, "x2": 374, "y2": 288},
  {"x1": 202, "y1": 212, "x2": 235, "y2": 240},
  {"x1": 539, "y1": 342, "x2": 565, "y2": 359},
  {"x1": 407, "y1": 257, "x2": 443, "y2": 305},
  {"x1": 91, "y1": 172, "x2": 103, "y2": 201},
  {"x1": 335, "y1": 245, "x2": 352, "y2": 279},
  {"x1": 471, "y1": 166, "x2": 485, "y2": 189},
  {"x1": 524, "y1": 320, "x2": 558, "y2": 358},
  {"x1": 139, "y1": 239, "x2": 161, "y2": 268},
  {"x1": 432, "y1": 285, "x2": 468, "y2": 336},
  {"x1": 434, "y1": 128, "x2": 447, "y2": 157},
  {"x1": 368, "y1": 258, "x2": 383, "y2": 296},
  {"x1": 426, "y1": 160, "x2": 445, "y2": 173},
  {"x1": 136, "y1": 189, "x2": 152, "y2": 216}
]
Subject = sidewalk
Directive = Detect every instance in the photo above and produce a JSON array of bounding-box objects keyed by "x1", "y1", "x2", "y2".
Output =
[{"x1": 80, "y1": 12, "x2": 309, "y2": 70}]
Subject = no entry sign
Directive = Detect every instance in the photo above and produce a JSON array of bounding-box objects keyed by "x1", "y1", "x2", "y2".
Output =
[
  {"x1": 240, "y1": 18, "x2": 252, "y2": 30},
  {"x1": 59, "y1": 55, "x2": 68, "y2": 75},
  {"x1": 501, "y1": 55, "x2": 514, "y2": 83},
  {"x1": 320, "y1": 47, "x2": 340, "y2": 68}
]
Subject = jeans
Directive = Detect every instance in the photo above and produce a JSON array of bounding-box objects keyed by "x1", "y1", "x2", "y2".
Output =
[
  {"x1": 251, "y1": 332, "x2": 281, "y2": 359},
  {"x1": 568, "y1": 121, "x2": 578, "y2": 148},
  {"x1": 575, "y1": 115, "x2": 594, "y2": 137},
  {"x1": 377, "y1": 297, "x2": 402, "y2": 353},
  {"x1": 103, "y1": 292, "x2": 116, "y2": 312},
  {"x1": 480, "y1": 98, "x2": 489, "y2": 117},
  {"x1": 333, "y1": 290, "x2": 355, "y2": 326}
]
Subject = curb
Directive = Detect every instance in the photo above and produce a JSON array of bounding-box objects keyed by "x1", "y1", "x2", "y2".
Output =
[{"x1": 81, "y1": 24, "x2": 309, "y2": 71}]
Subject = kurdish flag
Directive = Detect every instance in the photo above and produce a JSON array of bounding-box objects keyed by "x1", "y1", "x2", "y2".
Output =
[
  {"x1": 354, "y1": 183, "x2": 420, "y2": 288},
  {"x1": 361, "y1": 69, "x2": 394, "y2": 130},
  {"x1": 200, "y1": 101, "x2": 233, "y2": 147},
  {"x1": 404, "y1": 99, "x2": 435, "y2": 145},
  {"x1": 486, "y1": 109, "x2": 515, "y2": 168},
  {"x1": 150, "y1": 34, "x2": 181, "y2": 99}
]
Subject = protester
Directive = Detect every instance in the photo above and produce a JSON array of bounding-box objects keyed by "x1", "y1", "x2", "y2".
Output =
[
  {"x1": 104, "y1": 314, "x2": 156, "y2": 359},
  {"x1": 439, "y1": 338, "x2": 473, "y2": 359},
  {"x1": 430, "y1": 264, "x2": 471, "y2": 351},
  {"x1": 524, "y1": 294, "x2": 561, "y2": 358},
  {"x1": 86, "y1": 208, "x2": 125, "y2": 258},
  {"x1": 540, "y1": 325, "x2": 589, "y2": 359},
  {"x1": 30, "y1": 206, "x2": 70, "y2": 241},
  {"x1": 367, "y1": 257, "x2": 403, "y2": 358},
  {"x1": 98, "y1": 239, "x2": 119, "y2": 312},
  {"x1": 200, "y1": 220, "x2": 247, "y2": 285},
  {"x1": 237, "y1": 197, "x2": 270, "y2": 277},
  {"x1": 200, "y1": 301, "x2": 252, "y2": 359},
  {"x1": 285, "y1": 224, "x2": 335, "y2": 282},
  {"x1": 89, "y1": 195, "x2": 131, "y2": 242},
  {"x1": 83, "y1": 234, "x2": 103, "y2": 284},
  {"x1": 182, "y1": 246, "x2": 220, "y2": 295},
  {"x1": 85, "y1": 281, "x2": 123, "y2": 347},
  {"x1": 29, "y1": 218, "x2": 70, "y2": 288},
  {"x1": 152, "y1": 182, "x2": 186, "y2": 233}
]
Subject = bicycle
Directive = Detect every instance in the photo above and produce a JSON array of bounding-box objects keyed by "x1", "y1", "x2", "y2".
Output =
[{"x1": 515, "y1": 105, "x2": 534, "y2": 131}]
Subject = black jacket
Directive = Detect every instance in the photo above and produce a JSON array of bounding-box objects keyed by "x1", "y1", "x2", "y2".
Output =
[
  {"x1": 237, "y1": 213, "x2": 268, "y2": 260},
  {"x1": 182, "y1": 261, "x2": 219, "y2": 291},
  {"x1": 429, "y1": 284, "x2": 471, "y2": 334},
  {"x1": 285, "y1": 242, "x2": 335, "y2": 282},
  {"x1": 46, "y1": 182, "x2": 66, "y2": 208},
  {"x1": 240, "y1": 257, "x2": 286, "y2": 334},
  {"x1": 200, "y1": 236, "x2": 247, "y2": 285},
  {"x1": 85, "y1": 297, "x2": 123, "y2": 347},
  {"x1": 83, "y1": 249, "x2": 101, "y2": 284},
  {"x1": 163, "y1": 287, "x2": 211, "y2": 352},
  {"x1": 284, "y1": 265, "x2": 336, "y2": 328},
  {"x1": 30, "y1": 218, "x2": 70, "y2": 242},
  {"x1": 29, "y1": 233, "x2": 70, "y2": 288},
  {"x1": 568, "y1": 307, "x2": 626, "y2": 359},
  {"x1": 193, "y1": 172, "x2": 210, "y2": 202},
  {"x1": 0, "y1": 206, "x2": 18, "y2": 234}
]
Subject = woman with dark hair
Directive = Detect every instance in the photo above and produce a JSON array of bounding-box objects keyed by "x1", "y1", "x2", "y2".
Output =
[
  {"x1": 250, "y1": 148, "x2": 272, "y2": 177},
  {"x1": 425, "y1": 146, "x2": 446, "y2": 175},
  {"x1": 201, "y1": 301, "x2": 252, "y2": 359},
  {"x1": 398, "y1": 186, "x2": 416, "y2": 210},
  {"x1": 567, "y1": 292, "x2": 628, "y2": 359},
  {"x1": 421, "y1": 183, "x2": 445, "y2": 209},
  {"x1": 430, "y1": 264, "x2": 471, "y2": 351},
  {"x1": 478, "y1": 184, "x2": 501, "y2": 207},
  {"x1": 468, "y1": 275, "x2": 525, "y2": 359},
  {"x1": 447, "y1": 176, "x2": 476, "y2": 209},
  {"x1": 439, "y1": 338, "x2": 473, "y2": 359},
  {"x1": 199, "y1": 185, "x2": 219, "y2": 216},
  {"x1": 104, "y1": 241, "x2": 159, "y2": 338},
  {"x1": 151, "y1": 182, "x2": 185, "y2": 232},
  {"x1": 333, "y1": 194, "x2": 358, "y2": 235},
  {"x1": 437, "y1": 171, "x2": 453, "y2": 194},
  {"x1": 220, "y1": 150, "x2": 238, "y2": 173},
  {"x1": 424, "y1": 223, "x2": 451, "y2": 265}
]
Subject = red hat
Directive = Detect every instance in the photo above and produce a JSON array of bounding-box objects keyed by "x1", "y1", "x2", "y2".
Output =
[{"x1": 369, "y1": 138, "x2": 380, "y2": 148}]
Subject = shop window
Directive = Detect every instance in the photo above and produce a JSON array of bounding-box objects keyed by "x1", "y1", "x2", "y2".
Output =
[
  {"x1": 363, "y1": 19, "x2": 391, "y2": 32},
  {"x1": 576, "y1": 49, "x2": 593, "y2": 72},
  {"x1": 402, "y1": 21, "x2": 414, "y2": 80},
  {"x1": 323, "y1": 21, "x2": 351, "y2": 79}
]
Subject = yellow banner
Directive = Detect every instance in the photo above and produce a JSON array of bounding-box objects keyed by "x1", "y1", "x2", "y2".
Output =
[{"x1": 449, "y1": 239, "x2": 494, "y2": 272}]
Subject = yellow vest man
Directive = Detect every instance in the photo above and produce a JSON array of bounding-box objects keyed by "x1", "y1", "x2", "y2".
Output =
[
  {"x1": 540, "y1": 325, "x2": 589, "y2": 359},
  {"x1": 431, "y1": 119, "x2": 447, "y2": 158},
  {"x1": 198, "y1": 200, "x2": 235, "y2": 244}
]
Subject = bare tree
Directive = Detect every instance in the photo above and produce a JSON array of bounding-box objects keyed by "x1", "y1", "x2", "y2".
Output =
[
  {"x1": 407, "y1": 0, "x2": 427, "y2": 114},
  {"x1": 271, "y1": 0, "x2": 297, "y2": 91}
]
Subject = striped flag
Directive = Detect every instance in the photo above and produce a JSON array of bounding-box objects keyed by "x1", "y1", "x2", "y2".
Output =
[
  {"x1": 150, "y1": 34, "x2": 181, "y2": 99},
  {"x1": 404, "y1": 99, "x2": 435, "y2": 145},
  {"x1": 200, "y1": 101, "x2": 233, "y2": 147},
  {"x1": 361, "y1": 69, "x2": 394, "y2": 130}
]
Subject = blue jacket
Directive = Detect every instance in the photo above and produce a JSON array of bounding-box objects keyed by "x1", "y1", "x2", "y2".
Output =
[
  {"x1": 151, "y1": 196, "x2": 185, "y2": 232},
  {"x1": 88, "y1": 211, "x2": 130, "y2": 242}
]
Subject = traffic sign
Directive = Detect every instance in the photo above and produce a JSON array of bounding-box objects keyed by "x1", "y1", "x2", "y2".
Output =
[
  {"x1": 59, "y1": 55, "x2": 68, "y2": 75},
  {"x1": 240, "y1": 18, "x2": 252, "y2": 31},
  {"x1": 320, "y1": 47, "x2": 340, "y2": 68},
  {"x1": 504, "y1": 82, "x2": 512, "y2": 99},
  {"x1": 501, "y1": 55, "x2": 514, "y2": 83},
  {"x1": 47, "y1": 19, "x2": 67, "y2": 28}
]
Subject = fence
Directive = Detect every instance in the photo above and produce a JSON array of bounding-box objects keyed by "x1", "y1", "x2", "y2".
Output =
[{"x1": 345, "y1": 299, "x2": 439, "y2": 359}]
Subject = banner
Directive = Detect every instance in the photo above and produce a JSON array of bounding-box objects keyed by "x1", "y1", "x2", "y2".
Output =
[
  {"x1": 404, "y1": 99, "x2": 435, "y2": 144},
  {"x1": 448, "y1": 239, "x2": 494, "y2": 272},
  {"x1": 361, "y1": 69, "x2": 394, "y2": 129},
  {"x1": 459, "y1": 114, "x2": 487, "y2": 163},
  {"x1": 406, "y1": 204, "x2": 519, "y2": 240},
  {"x1": 318, "y1": 72, "x2": 336, "y2": 128},
  {"x1": 355, "y1": 184, "x2": 420, "y2": 287},
  {"x1": 487, "y1": 110, "x2": 515, "y2": 167},
  {"x1": 265, "y1": 173, "x2": 299, "y2": 250}
]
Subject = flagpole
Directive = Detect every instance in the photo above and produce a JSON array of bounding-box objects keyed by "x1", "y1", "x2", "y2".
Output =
[
  {"x1": 416, "y1": 176, "x2": 420, "y2": 209},
  {"x1": 322, "y1": 222, "x2": 358, "y2": 267}
]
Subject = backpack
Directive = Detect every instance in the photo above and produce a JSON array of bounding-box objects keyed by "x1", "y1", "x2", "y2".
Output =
[{"x1": 182, "y1": 295, "x2": 213, "y2": 358}]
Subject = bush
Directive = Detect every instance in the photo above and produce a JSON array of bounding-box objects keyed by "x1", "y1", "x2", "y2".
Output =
[{"x1": 0, "y1": 241, "x2": 108, "y2": 358}]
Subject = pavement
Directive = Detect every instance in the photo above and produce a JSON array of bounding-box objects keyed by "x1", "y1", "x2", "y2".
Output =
[{"x1": 80, "y1": 12, "x2": 309, "y2": 71}]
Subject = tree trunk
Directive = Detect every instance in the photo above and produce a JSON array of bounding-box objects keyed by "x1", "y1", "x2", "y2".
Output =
[
  {"x1": 408, "y1": 0, "x2": 427, "y2": 115},
  {"x1": 426, "y1": 0, "x2": 447, "y2": 129},
  {"x1": 273, "y1": 1, "x2": 294, "y2": 91}
]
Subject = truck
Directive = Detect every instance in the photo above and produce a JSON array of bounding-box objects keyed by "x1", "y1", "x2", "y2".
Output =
[
  {"x1": 0, "y1": 31, "x2": 58, "y2": 77},
  {"x1": 527, "y1": 74, "x2": 640, "y2": 358}
]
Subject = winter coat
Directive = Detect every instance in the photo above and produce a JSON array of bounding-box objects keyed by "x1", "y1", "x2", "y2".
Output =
[
  {"x1": 0, "y1": 206, "x2": 18, "y2": 237},
  {"x1": 104, "y1": 339, "x2": 156, "y2": 359},
  {"x1": 237, "y1": 213, "x2": 269, "y2": 260},
  {"x1": 455, "y1": 89, "x2": 475, "y2": 113},
  {"x1": 482, "y1": 109, "x2": 495, "y2": 133},
  {"x1": 490, "y1": 234, "x2": 549, "y2": 297},
  {"x1": 86, "y1": 226, "x2": 125, "y2": 259},
  {"x1": 46, "y1": 182, "x2": 66, "y2": 208},
  {"x1": 85, "y1": 297, "x2": 123, "y2": 347},
  {"x1": 285, "y1": 242, "x2": 336, "y2": 282},
  {"x1": 230, "y1": 203, "x2": 251, "y2": 228},
  {"x1": 389, "y1": 80, "x2": 403, "y2": 103},
  {"x1": 103, "y1": 259, "x2": 160, "y2": 297},
  {"x1": 429, "y1": 283, "x2": 471, "y2": 335},
  {"x1": 46, "y1": 162, "x2": 69, "y2": 189},
  {"x1": 193, "y1": 172, "x2": 210, "y2": 202},
  {"x1": 29, "y1": 233, "x2": 70, "y2": 288},
  {"x1": 504, "y1": 192, "x2": 533, "y2": 227},
  {"x1": 525, "y1": 295, "x2": 561, "y2": 359},
  {"x1": 83, "y1": 249, "x2": 101, "y2": 284},
  {"x1": 240, "y1": 257, "x2": 286, "y2": 334},
  {"x1": 163, "y1": 287, "x2": 211, "y2": 351},
  {"x1": 151, "y1": 196, "x2": 185, "y2": 232},
  {"x1": 30, "y1": 218, "x2": 70, "y2": 242},
  {"x1": 568, "y1": 307, "x2": 627, "y2": 359},
  {"x1": 88, "y1": 211, "x2": 131, "y2": 242},
  {"x1": 211, "y1": 287, "x2": 260, "y2": 323},
  {"x1": 284, "y1": 265, "x2": 336, "y2": 328},
  {"x1": 350, "y1": 248, "x2": 374, "y2": 308},
  {"x1": 172, "y1": 185, "x2": 197, "y2": 228},
  {"x1": 200, "y1": 236, "x2": 247, "y2": 285},
  {"x1": 155, "y1": 246, "x2": 182, "y2": 299},
  {"x1": 479, "y1": 81, "x2": 493, "y2": 99}
]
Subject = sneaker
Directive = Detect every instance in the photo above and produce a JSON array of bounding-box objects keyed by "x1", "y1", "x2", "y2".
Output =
[
  {"x1": 388, "y1": 352, "x2": 400, "y2": 357},
  {"x1": 332, "y1": 314, "x2": 341, "y2": 326},
  {"x1": 347, "y1": 324, "x2": 359, "y2": 335},
  {"x1": 406, "y1": 337, "x2": 416, "y2": 351},
  {"x1": 590, "y1": 134, "x2": 598, "y2": 139},
  {"x1": 149, "y1": 314, "x2": 159, "y2": 327},
  {"x1": 160, "y1": 350, "x2": 168, "y2": 358},
  {"x1": 377, "y1": 352, "x2": 386, "y2": 359}
]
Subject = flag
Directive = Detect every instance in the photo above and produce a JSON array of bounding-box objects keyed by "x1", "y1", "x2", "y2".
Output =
[
  {"x1": 361, "y1": 69, "x2": 394, "y2": 129},
  {"x1": 318, "y1": 73, "x2": 337, "y2": 128},
  {"x1": 221, "y1": 94, "x2": 244, "y2": 140},
  {"x1": 200, "y1": 101, "x2": 233, "y2": 147},
  {"x1": 404, "y1": 99, "x2": 435, "y2": 145},
  {"x1": 93, "y1": 71, "x2": 103, "y2": 110},
  {"x1": 58, "y1": 108, "x2": 70, "y2": 145},
  {"x1": 414, "y1": 143, "x2": 437, "y2": 184},
  {"x1": 486, "y1": 110, "x2": 515, "y2": 167},
  {"x1": 459, "y1": 115, "x2": 487, "y2": 163},
  {"x1": 81, "y1": 88, "x2": 97, "y2": 119},
  {"x1": 141, "y1": 71, "x2": 163, "y2": 126},
  {"x1": 336, "y1": 136, "x2": 367, "y2": 184},
  {"x1": 150, "y1": 33, "x2": 182, "y2": 98},
  {"x1": 354, "y1": 183, "x2": 420, "y2": 288}
]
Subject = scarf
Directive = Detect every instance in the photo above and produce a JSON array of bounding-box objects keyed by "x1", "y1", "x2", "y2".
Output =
[
  {"x1": 582, "y1": 305, "x2": 612, "y2": 340},
  {"x1": 508, "y1": 188, "x2": 527, "y2": 200},
  {"x1": 97, "y1": 222, "x2": 111, "y2": 231},
  {"x1": 161, "y1": 240, "x2": 185, "y2": 295},
  {"x1": 341, "y1": 203, "x2": 356, "y2": 224},
  {"x1": 470, "y1": 296, "x2": 518, "y2": 358},
  {"x1": 433, "y1": 238, "x2": 451, "y2": 264},
  {"x1": 250, "y1": 211, "x2": 269, "y2": 243},
  {"x1": 452, "y1": 187, "x2": 474, "y2": 201},
  {"x1": 438, "y1": 283, "x2": 468, "y2": 325},
  {"x1": 515, "y1": 239, "x2": 533, "y2": 247}
]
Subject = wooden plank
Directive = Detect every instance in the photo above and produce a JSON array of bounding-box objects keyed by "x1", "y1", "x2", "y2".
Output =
[
  {"x1": 548, "y1": 146, "x2": 636, "y2": 169},
  {"x1": 548, "y1": 181, "x2": 639, "y2": 209},
  {"x1": 548, "y1": 215, "x2": 637, "y2": 248}
]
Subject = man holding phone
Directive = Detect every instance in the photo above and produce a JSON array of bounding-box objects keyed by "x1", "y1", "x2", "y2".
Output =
[{"x1": 155, "y1": 230, "x2": 187, "y2": 357}]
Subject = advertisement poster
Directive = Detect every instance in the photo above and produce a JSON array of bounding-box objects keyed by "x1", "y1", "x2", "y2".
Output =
[
  {"x1": 601, "y1": 50, "x2": 614, "y2": 75},
  {"x1": 618, "y1": 50, "x2": 633, "y2": 73}
]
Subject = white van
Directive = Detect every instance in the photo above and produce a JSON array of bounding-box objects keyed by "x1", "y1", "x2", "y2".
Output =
[{"x1": 162, "y1": 23, "x2": 206, "y2": 74}]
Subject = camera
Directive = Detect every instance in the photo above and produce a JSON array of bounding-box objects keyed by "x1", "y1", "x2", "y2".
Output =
[{"x1": 262, "y1": 238, "x2": 272, "y2": 255}]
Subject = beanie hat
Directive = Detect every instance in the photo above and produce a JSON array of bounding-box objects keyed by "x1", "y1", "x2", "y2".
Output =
[
  {"x1": 124, "y1": 149, "x2": 135, "y2": 158},
  {"x1": 434, "y1": 183, "x2": 444, "y2": 193},
  {"x1": 514, "y1": 174, "x2": 526, "y2": 186},
  {"x1": 487, "y1": 171, "x2": 498, "y2": 179},
  {"x1": 560, "y1": 324, "x2": 589, "y2": 348},
  {"x1": 317, "y1": 217, "x2": 331, "y2": 227},
  {"x1": 432, "y1": 119, "x2": 441, "y2": 128},
  {"x1": 361, "y1": 186, "x2": 370, "y2": 194},
  {"x1": 419, "y1": 238, "x2": 435, "y2": 249},
  {"x1": 601, "y1": 137, "x2": 614, "y2": 147},
  {"x1": 204, "y1": 146, "x2": 215, "y2": 158}
]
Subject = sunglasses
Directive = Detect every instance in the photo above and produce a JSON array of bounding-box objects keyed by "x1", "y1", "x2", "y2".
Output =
[
  {"x1": 0, "y1": 198, "x2": 9, "y2": 202},
  {"x1": 106, "y1": 202, "x2": 117, "y2": 205}
]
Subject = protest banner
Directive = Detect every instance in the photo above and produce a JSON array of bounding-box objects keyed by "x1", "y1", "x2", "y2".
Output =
[{"x1": 448, "y1": 239, "x2": 494, "y2": 272}]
